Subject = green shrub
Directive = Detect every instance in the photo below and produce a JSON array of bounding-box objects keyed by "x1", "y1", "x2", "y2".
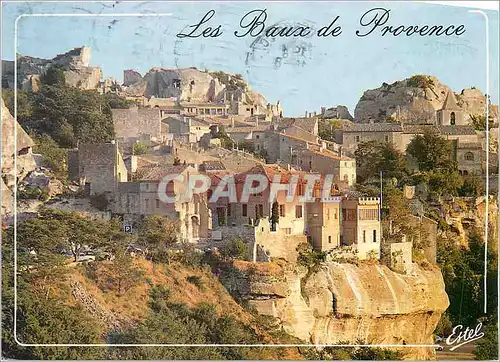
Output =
[
  {"x1": 187, "y1": 275, "x2": 204, "y2": 290},
  {"x1": 132, "y1": 142, "x2": 148, "y2": 155},
  {"x1": 220, "y1": 238, "x2": 249, "y2": 260}
]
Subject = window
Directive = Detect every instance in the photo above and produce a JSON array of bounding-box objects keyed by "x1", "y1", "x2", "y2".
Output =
[
  {"x1": 255, "y1": 204, "x2": 264, "y2": 219},
  {"x1": 328, "y1": 236, "x2": 332, "y2": 244},
  {"x1": 295, "y1": 205, "x2": 303, "y2": 218},
  {"x1": 284, "y1": 228, "x2": 292, "y2": 235},
  {"x1": 360, "y1": 209, "x2": 379, "y2": 221},
  {"x1": 385, "y1": 135, "x2": 389, "y2": 142},
  {"x1": 256, "y1": 135, "x2": 260, "y2": 139},
  {"x1": 450, "y1": 112, "x2": 456, "y2": 125},
  {"x1": 145, "y1": 199, "x2": 150, "y2": 209},
  {"x1": 334, "y1": 209, "x2": 338, "y2": 219},
  {"x1": 298, "y1": 184, "x2": 305, "y2": 196},
  {"x1": 279, "y1": 204, "x2": 285, "y2": 217},
  {"x1": 227, "y1": 204, "x2": 231, "y2": 217},
  {"x1": 373, "y1": 230, "x2": 377, "y2": 243},
  {"x1": 363, "y1": 230, "x2": 366, "y2": 243},
  {"x1": 464, "y1": 152, "x2": 474, "y2": 161},
  {"x1": 343, "y1": 174, "x2": 348, "y2": 182},
  {"x1": 242, "y1": 204, "x2": 248, "y2": 217},
  {"x1": 355, "y1": 136, "x2": 360, "y2": 142},
  {"x1": 156, "y1": 199, "x2": 160, "y2": 208},
  {"x1": 326, "y1": 208, "x2": 330, "y2": 220}
]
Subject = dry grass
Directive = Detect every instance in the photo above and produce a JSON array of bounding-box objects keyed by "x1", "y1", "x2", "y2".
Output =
[{"x1": 232, "y1": 260, "x2": 285, "y2": 276}]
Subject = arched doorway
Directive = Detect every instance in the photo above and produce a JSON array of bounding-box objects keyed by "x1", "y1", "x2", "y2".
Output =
[{"x1": 191, "y1": 216, "x2": 199, "y2": 239}]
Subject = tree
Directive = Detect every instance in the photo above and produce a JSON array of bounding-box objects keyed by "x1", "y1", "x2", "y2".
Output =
[
  {"x1": 132, "y1": 141, "x2": 148, "y2": 155},
  {"x1": 138, "y1": 215, "x2": 180, "y2": 261},
  {"x1": 355, "y1": 140, "x2": 408, "y2": 183},
  {"x1": 270, "y1": 201, "x2": 279, "y2": 231},
  {"x1": 86, "y1": 250, "x2": 143, "y2": 296},
  {"x1": 459, "y1": 173, "x2": 484, "y2": 197},
  {"x1": 40, "y1": 66, "x2": 66, "y2": 86},
  {"x1": 428, "y1": 170, "x2": 464, "y2": 197},
  {"x1": 2, "y1": 80, "x2": 130, "y2": 149},
  {"x1": 220, "y1": 238, "x2": 249, "y2": 260},
  {"x1": 318, "y1": 119, "x2": 342, "y2": 142},
  {"x1": 474, "y1": 319, "x2": 498, "y2": 360},
  {"x1": 470, "y1": 114, "x2": 495, "y2": 131},
  {"x1": 436, "y1": 229, "x2": 498, "y2": 326},
  {"x1": 31, "y1": 133, "x2": 67, "y2": 179},
  {"x1": 406, "y1": 130, "x2": 455, "y2": 172}
]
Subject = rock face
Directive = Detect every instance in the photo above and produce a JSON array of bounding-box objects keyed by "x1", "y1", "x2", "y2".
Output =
[
  {"x1": 122, "y1": 67, "x2": 268, "y2": 107},
  {"x1": 1, "y1": 99, "x2": 36, "y2": 216},
  {"x1": 2, "y1": 47, "x2": 102, "y2": 90},
  {"x1": 321, "y1": 105, "x2": 354, "y2": 120},
  {"x1": 354, "y1": 75, "x2": 498, "y2": 124},
  {"x1": 222, "y1": 261, "x2": 449, "y2": 360}
]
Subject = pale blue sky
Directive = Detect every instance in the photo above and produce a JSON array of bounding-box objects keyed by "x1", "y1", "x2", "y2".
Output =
[{"x1": 2, "y1": 1, "x2": 498, "y2": 116}]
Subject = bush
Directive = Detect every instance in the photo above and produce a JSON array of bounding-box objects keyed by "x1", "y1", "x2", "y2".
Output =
[
  {"x1": 220, "y1": 238, "x2": 249, "y2": 260},
  {"x1": 89, "y1": 193, "x2": 109, "y2": 211},
  {"x1": 296, "y1": 243, "x2": 326, "y2": 268},
  {"x1": 18, "y1": 186, "x2": 49, "y2": 201},
  {"x1": 132, "y1": 142, "x2": 148, "y2": 155},
  {"x1": 186, "y1": 275, "x2": 204, "y2": 290}
]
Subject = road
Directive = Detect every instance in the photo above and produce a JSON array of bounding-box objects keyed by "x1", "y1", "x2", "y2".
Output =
[{"x1": 436, "y1": 341, "x2": 477, "y2": 360}]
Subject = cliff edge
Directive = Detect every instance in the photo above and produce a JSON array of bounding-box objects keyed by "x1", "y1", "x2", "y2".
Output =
[{"x1": 221, "y1": 261, "x2": 449, "y2": 360}]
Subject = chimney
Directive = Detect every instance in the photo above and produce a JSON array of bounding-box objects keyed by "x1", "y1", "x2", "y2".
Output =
[
  {"x1": 231, "y1": 117, "x2": 235, "y2": 128},
  {"x1": 305, "y1": 110, "x2": 308, "y2": 118},
  {"x1": 321, "y1": 107, "x2": 326, "y2": 115},
  {"x1": 313, "y1": 111, "x2": 317, "y2": 117}
]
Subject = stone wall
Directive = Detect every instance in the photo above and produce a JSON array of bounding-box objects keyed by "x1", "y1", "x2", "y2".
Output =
[{"x1": 112, "y1": 107, "x2": 162, "y2": 140}]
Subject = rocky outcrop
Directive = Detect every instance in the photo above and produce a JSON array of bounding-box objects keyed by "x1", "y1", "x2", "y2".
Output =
[
  {"x1": 2, "y1": 47, "x2": 102, "y2": 90},
  {"x1": 121, "y1": 67, "x2": 268, "y2": 107},
  {"x1": 321, "y1": 105, "x2": 354, "y2": 120},
  {"x1": 354, "y1": 75, "x2": 498, "y2": 124},
  {"x1": 1, "y1": 99, "x2": 36, "y2": 216},
  {"x1": 221, "y1": 261, "x2": 449, "y2": 360}
]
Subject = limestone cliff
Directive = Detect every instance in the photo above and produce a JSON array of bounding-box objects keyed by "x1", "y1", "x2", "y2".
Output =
[
  {"x1": 2, "y1": 47, "x2": 102, "y2": 91},
  {"x1": 1, "y1": 98, "x2": 36, "y2": 216},
  {"x1": 354, "y1": 75, "x2": 498, "y2": 124},
  {"x1": 221, "y1": 261, "x2": 449, "y2": 360},
  {"x1": 121, "y1": 67, "x2": 268, "y2": 108}
]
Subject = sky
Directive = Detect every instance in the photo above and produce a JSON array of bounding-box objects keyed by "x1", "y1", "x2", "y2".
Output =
[{"x1": 1, "y1": 1, "x2": 499, "y2": 117}]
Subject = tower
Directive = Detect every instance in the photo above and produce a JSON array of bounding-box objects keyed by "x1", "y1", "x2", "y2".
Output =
[{"x1": 437, "y1": 91, "x2": 465, "y2": 126}]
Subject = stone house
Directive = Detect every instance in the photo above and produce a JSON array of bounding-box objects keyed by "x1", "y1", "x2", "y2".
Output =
[
  {"x1": 112, "y1": 164, "x2": 211, "y2": 242},
  {"x1": 294, "y1": 146, "x2": 356, "y2": 187},
  {"x1": 341, "y1": 197, "x2": 381, "y2": 259},
  {"x1": 112, "y1": 107, "x2": 162, "y2": 142},
  {"x1": 306, "y1": 196, "x2": 342, "y2": 252},
  {"x1": 68, "y1": 141, "x2": 128, "y2": 195},
  {"x1": 207, "y1": 165, "x2": 308, "y2": 237}
]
